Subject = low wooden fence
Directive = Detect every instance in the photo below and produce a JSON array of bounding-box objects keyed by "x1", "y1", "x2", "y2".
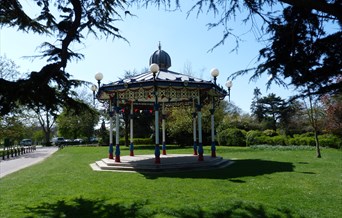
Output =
[{"x1": 1, "y1": 146, "x2": 36, "y2": 160}]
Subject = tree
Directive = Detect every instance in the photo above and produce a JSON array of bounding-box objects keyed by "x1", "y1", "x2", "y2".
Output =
[
  {"x1": 251, "y1": 87, "x2": 263, "y2": 122},
  {"x1": 33, "y1": 106, "x2": 57, "y2": 146},
  {"x1": 1, "y1": 0, "x2": 129, "y2": 115},
  {"x1": 0, "y1": 114, "x2": 27, "y2": 145},
  {"x1": 183, "y1": 0, "x2": 341, "y2": 96},
  {"x1": 253, "y1": 5, "x2": 341, "y2": 97},
  {"x1": 166, "y1": 101, "x2": 227, "y2": 146},
  {"x1": 321, "y1": 92, "x2": 342, "y2": 136},
  {"x1": 166, "y1": 106, "x2": 194, "y2": 146},
  {"x1": 251, "y1": 93, "x2": 291, "y2": 132},
  {"x1": 302, "y1": 91, "x2": 325, "y2": 158},
  {"x1": 0, "y1": 55, "x2": 20, "y2": 81},
  {"x1": 217, "y1": 101, "x2": 258, "y2": 131},
  {"x1": 278, "y1": 99, "x2": 303, "y2": 135},
  {"x1": 57, "y1": 105, "x2": 99, "y2": 140},
  {"x1": 2, "y1": 1, "x2": 340, "y2": 146}
]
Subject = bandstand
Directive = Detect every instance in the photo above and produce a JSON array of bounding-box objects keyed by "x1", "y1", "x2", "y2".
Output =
[{"x1": 92, "y1": 44, "x2": 232, "y2": 168}]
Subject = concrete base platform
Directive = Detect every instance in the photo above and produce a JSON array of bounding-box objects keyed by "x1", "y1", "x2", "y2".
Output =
[{"x1": 90, "y1": 154, "x2": 233, "y2": 173}]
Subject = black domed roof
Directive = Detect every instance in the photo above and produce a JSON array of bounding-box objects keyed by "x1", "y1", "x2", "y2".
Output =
[{"x1": 149, "y1": 43, "x2": 171, "y2": 70}]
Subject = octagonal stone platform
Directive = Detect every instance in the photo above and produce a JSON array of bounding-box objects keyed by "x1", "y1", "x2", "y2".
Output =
[{"x1": 90, "y1": 154, "x2": 233, "y2": 173}]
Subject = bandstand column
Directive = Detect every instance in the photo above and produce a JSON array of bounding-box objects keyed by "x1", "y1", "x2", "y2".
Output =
[
  {"x1": 192, "y1": 99, "x2": 197, "y2": 155},
  {"x1": 129, "y1": 101, "x2": 134, "y2": 156},
  {"x1": 210, "y1": 68, "x2": 220, "y2": 158},
  {"x1": 197, "y1": 97, "x2": 204, "y2": 161},
  {"x1": 150, "y1": 63, "x2": 161, "y2": 164},
  {"x1": 162, "y1": 102, "x2": 167, "y2": 155},
  {"x1": 108, "y1": 98, "x2": 114, "y2": 159},
  {"x1": 154, "y1": 101, "x2": 160, "y2": 163},
  {"x1": 114, "y1": 95, "x2": 121, "y2": 162},
  {"x1": 210, "y1": 98, "x2": 216, "y2": 157}
]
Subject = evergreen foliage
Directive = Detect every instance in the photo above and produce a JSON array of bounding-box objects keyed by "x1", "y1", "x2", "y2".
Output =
[{"x1": 217, "y1": 128, "x2": 246, "y2": 146}]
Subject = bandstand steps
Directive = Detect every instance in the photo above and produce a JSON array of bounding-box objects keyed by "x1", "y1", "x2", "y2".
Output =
[{"x1": 91, "y1": 155, "x2": 232, "y2": 173}]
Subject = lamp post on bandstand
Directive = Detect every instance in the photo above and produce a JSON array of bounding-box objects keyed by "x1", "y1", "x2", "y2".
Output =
[
  {"x1": 90, "y1": 84, "x2": 97, "y2": 105},
  {"x1": 95, "y1": 72, "x2": 115, "y2": 159},
  {"x1": 150, "y1": 63, "x2": 161, "y2": 164},
  {"x1": 225, "y1": 80, "x2": 233, "y2": 102},
  {"x1": 95, "y1": 72, "x2": 103, "y2": 88},
  {"x1": 210, "y1": 68, "x2": 219, "y2": 157}
]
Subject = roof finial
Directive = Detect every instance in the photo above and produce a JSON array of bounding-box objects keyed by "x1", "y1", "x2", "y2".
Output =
[{"x1": 158, "y1": 41, "x2": 161, "y2": 50}]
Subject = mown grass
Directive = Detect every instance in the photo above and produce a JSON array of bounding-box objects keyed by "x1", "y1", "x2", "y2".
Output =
[{"x1": 0, "y1": 145, "x2": 341, "y2": 218}]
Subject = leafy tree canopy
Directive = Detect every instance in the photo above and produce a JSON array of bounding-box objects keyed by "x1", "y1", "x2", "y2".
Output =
[
  {"x1": 0, "y1": 0, "x2": 129, "y2": 115},
  {"x1": 1, "y1": 0, "x2": 341, "y2": 116}
]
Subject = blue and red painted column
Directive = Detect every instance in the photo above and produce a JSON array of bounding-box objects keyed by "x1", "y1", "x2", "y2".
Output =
[
  {"x1": 197, "y1": 99, "x2": 204, "y2": 161},
  {"x1": 162, "y1": 103, "x2": 167, "y2": 155},
  {"x1": 210, "y1": 107, "x2": 216, "y2": 158},
  {"x1": 114, "y1": 96, "x2": 121, "y2": 162},
  {"x1": 192, "y1": 111, "x2": 198, "y2": 155},
  {"x1": 108, "y1": 99, "x2": 114, "y2": 159},
  {"x1": 154, "y1": 101, "x2": 161, "y2": 164},
  {"x1": 129, "y1": 101, "x2": 134, "y2": 156}
]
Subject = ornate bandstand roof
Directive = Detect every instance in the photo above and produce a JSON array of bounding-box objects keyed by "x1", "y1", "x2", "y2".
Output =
[{"x1": 97, "y1": 44, "x2": 227, "y2": 106}]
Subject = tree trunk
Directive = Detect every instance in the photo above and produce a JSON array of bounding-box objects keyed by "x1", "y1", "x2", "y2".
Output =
[
  {"x1": 314, "y1": 130, "x2": 321, "y2": 158},
  {"x1": 45, "y1": 130, "x2": 51, "y2": 146},
  {"x1": 44, "y1": 111, "x2": 52, "y2": 146}
]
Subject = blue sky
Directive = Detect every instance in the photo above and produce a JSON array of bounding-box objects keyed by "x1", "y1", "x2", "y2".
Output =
[{"x1": 0, "y1": 1, "x2": 296, "y2": 113}]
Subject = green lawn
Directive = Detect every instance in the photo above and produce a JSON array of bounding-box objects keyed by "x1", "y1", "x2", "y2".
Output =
[{"x1": 0, "y1": 146, "x2": 341, "y2": 218}]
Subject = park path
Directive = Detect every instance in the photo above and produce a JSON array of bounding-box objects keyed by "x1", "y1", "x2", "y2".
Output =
[{"x1": 0, "y1": 146, "x2": 58, "y2": 178}]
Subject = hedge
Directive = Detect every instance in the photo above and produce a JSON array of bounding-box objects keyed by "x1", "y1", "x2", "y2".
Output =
[
  {"x1": 217, "y1": 128, "x2": 246, "y2": 146},
  {"x1": 246, "y1": 131, "x2": 342, "y2": 149}
]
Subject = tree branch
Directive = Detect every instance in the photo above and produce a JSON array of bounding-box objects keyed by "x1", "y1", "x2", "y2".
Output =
[{"x1": 280, "y1": 0, "x2": 342, "y2": 22}]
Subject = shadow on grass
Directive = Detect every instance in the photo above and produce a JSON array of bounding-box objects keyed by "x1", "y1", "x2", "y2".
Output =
[
  {"x1": 142, "y1": 159, "x2": 295, "y2": 180},
  {"x1": 26, "y1": 197, "x2": 148, "y2": 218},
  {"x1": 25, "y1": 197, "x2": 300, "y2": 218}
]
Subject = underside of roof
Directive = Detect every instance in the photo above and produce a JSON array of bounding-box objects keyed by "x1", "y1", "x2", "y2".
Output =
[{"x1": 97, "y1": 69, "x2": 227, "y2": 107}]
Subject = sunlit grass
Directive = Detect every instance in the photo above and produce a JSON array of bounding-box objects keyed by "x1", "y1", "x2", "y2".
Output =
[{"x1": 0, "y1": 145, "x2": 341, "y2": 217}]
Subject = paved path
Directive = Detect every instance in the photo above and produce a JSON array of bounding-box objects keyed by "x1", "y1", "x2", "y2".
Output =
[{"x1": 0, "y1": 146, "x2": 58, "y2": 178}]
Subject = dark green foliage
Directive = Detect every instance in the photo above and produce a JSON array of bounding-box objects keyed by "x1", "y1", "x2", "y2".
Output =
[
  {"x1": 269, "y1": 135, "x2": 288, "y2": 146},
  {"x1": 228, "y1": 3, "x2": 341, "y2": 96},
  {"x1": 288, "y1": 133, "x2": 342, "y2": 149},
  {"x1": 246, "y1": 130, "x2": 263, "y2": 146},
  {"x1": 247, "y1": 131, "x2": 289, "y2": 146},
  {"x1": 119, "y1": 138, "x2": 153, "y2": 145},
  {"x1": 288, "y1": 135, "x2": 316, "y2": 147},
  {"x1": 0, "y1": 0, "x2": 128, "y2": 115},
  {"x1": 57, "y1": 106, "x2": 99, "y2": 139},
  {"x1": 251, "y1": 93, "x2": 297, "y2": 132},
  {"x1": 217, "y1": 128, "x2": 246, "y2": 146},
  {"x1": 246, "y1": 130, "x2": 341, "y2": 148},
  {"x1": 318, "y1": 135, "x2": 342, "y2": 149},
  {"x1": 263, "y1": 129, "x2": 278, "y2": 136}
]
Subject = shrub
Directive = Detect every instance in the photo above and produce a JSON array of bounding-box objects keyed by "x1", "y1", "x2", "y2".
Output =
[
  {"x1": 302, "y1": 137, "x2": 315, "y2": 146},
  {"x1": 218, "y1": 128, "x2": 246, "y2": 146},
  {"x1": 301, "y1": 132, "x2": 315, "y2": 137},
  {"x1": 119, "y1": 138, "x2": 153, "y2": 145},
  {"x1": 288, "y1": 135, "x2": 315, "y2": 146},
  {"x1": 263, "y1": 129, "x2": 278, "y2": 136},
  {"x1": 246, "y1": 130, "x2": 263, "y2": 146},
  {"x1": 247, "y1": 131, "x2": 288, "y2": 146},
  {"x1": 134, "y1": 138, "x2": 153, "y2": 145},
  {"x1": 269, "y1": 135, "x2": 288, "y2": 146},
  {"x1": 318, "y1": 135, "x2": 342, "y2": 149},
  {"x1": 287, "y1": 133, "x2": 342, "y2": 148}
]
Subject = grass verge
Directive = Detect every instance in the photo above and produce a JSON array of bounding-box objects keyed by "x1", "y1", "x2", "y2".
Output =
[{"x1": 0, "y1": 145, "x2": 341, "y2": 217}]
